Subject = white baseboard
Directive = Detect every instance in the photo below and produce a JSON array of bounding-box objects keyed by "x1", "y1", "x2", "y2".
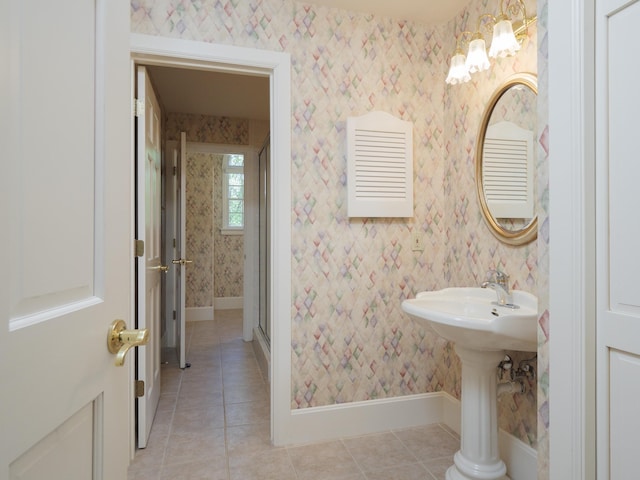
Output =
[
  {"x1": 499, "y1": 428, "x2": 538, "y2": 480},
  {"x1": 252, "y1": 327, "x2": 270, "y2": 382},
  {"x1": 185, "y1": 298, "x2": 243, "y2": 321},
  {"x1": 185, "y1": 306, "x2": 213, "y2": 321},
  {"x1": 284, "y1": 392, "x2": 536, "y2": 480},
  {"x1": 213, "y1": 296, "x2": 243, "y2": 310},
  {"x1": 287, "y1": 393, "x2": 445, "y2": 446}
]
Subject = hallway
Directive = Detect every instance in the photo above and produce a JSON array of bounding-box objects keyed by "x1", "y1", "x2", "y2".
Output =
[{"x1": 127, "y1": 310, "x2": 458, "y2": 479}]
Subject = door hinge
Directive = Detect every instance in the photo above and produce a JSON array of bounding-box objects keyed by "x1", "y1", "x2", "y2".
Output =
[
  {"x1": 134, "y1": 239, "x2": 145, "y2": 257},
  {"x1": 173, "y1": 310, "x2": 177, "y2": 320},
  {"x1": 134, "y1": 98, "x2": 145, "y2": 118},
  {"x1": 135, "y1": 380, "x2": 145, "y2": 398},
  {"x1": 173, "y1": 238, "x2": 176, "y2": 248},
  {"x1": 173, "y1": 166, "x2": 177, "y2": 175}
]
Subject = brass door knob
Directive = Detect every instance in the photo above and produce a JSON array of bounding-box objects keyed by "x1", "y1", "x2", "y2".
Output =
[
  {"x1": 107, "y1": 320, "x2": 149, "y2": 367},
  {"x1": 172, "y1": 258, "x2": 193, "y2": 265},
  {"x1": 149, "y1": 265, "x2": 169, "y2": 272}
]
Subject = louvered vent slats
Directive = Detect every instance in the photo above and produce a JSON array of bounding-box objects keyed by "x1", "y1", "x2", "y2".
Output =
[
  {"x1": 483, "y1": 121, "x2": 534, "y2": 219},
  {"x1": 347, "y1": 112, "x2": 413, "y2": 217}
]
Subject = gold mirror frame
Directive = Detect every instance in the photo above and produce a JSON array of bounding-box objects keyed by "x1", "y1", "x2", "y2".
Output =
[{"x1": 475, "y1": 72, "x2": 538, "y2": 246}]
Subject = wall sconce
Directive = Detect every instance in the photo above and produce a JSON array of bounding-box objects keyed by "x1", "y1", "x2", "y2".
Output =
[{"x1": 445, "y1": 0, "x2": 537, "y2": 85}]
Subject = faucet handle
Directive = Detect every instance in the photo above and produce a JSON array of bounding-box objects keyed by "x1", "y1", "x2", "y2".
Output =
[{"x1": 487, "y1": 269, "x2": 509, "y2": 287}]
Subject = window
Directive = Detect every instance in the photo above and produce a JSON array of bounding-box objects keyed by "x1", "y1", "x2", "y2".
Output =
[{"x1": 222, "y1": 154, "x2": 244, "y2": 234}]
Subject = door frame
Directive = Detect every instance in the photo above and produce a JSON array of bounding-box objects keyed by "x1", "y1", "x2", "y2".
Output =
[
  {"x1": 130, "y1": 34, "x2": 292, "y2": 445},
  {"x1": 548, "y1": 0, "x2": 597, "y2": 478},
  {"x1": 167, "y1": 140, "x2": 257, "y2": 334}
]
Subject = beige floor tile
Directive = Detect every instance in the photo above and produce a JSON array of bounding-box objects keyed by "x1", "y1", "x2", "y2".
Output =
[
  {"x1": 343, "y1": 432, "x2": 418, "y2": 473},
  {"x1": 184, "y1": 361, "x2": 222, "y2": 373},
  {"x1": 422, "y1": 455, "x2": 455, "y2": 480},
  {"x1": 146, "y1": 420, "x2": 171, "y2": 450},
  {"x1": 161, "y1": 369, "x2": 183, "y2": 394},
  {"x1": 221, "y1": 340, "x2": 257, "y2": 352},
  {"x1": 127, "y1": 465, "x2": 163, "y2": 479},
  {"x1": 223, "y1": 382, "x2": 269, "y2": 404},
  {"x1": 128, "y1": 440, "x2": 166, "y2": 472},
  {"x1": 394, "y1": 425, "x2": 459, "y2": 461},
  {"x1": 148, "y1": 410, "x2": 173, "y2": 440},
  {"x1": 180, "y1": 376, "x2": 224, "y2": 394},
  {"x1": 171, "y1": 405, "x2": 225, "y2": 433},
  {"x1": 364, "y1": 462, "x2": 432, "y2": 480},
  {"x1": 156, "y1": 393, "x2": 178, "y2": 414},
  {"x1": 225, "y1": 422, "x2": 272, "y2": 457},
  {"x1": 225, "y1": 400, "x2": 270, "y2": 427},
  {"x1": 175, "y1": 392, "x2": 224, "y2": 412},
  {"x1": 161, "y1": 458, "x2": 228, "y2": 480},
  {"x1": 228, "y1": 448, "x2": 296, "y2": 480},
  {"x1": 164, "y1": 429, "x2": 227, "y2": 467},
  {"x1": 187, "y1": 344, "x2": 222, "y2": 356},
  {"x1": 222, "y1": 368, "x2": 265, "y2": 387},
  {"x1": 220, "y1": 350, "x2": 260, "y2": 365},
  {"x1": 130, "y1": 313, "x2": 462, "y2": 480},
  {"x1": 287, "y1": 440, "x2": 363, "y2": 480},
  {"x1": 190, "y1": 337, "x2": 220, "y2": 348}
]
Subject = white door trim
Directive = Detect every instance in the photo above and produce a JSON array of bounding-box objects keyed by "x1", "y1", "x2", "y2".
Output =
[
  {"x1": 548, "y1": 0, "x2": 596, "y2": 478},
  {"x1": 130, "y1": 34, "x2": 293, "y2": 444}
]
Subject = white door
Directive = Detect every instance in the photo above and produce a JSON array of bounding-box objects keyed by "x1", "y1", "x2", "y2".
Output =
[
  {"x1": 174, "y1": 132, "x2": 188, "y2": 369},
  {"x1": 0, "y1": 1, "x2": 131, "y2": 478},
  {"x1": 595, "y1": 0, "x2": 640, "y2": 477},
  {"x1": 135, "y1": 66, "x2": 163, "y2": 448}
]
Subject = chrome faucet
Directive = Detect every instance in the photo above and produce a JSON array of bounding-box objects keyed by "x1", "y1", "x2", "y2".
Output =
[{"x1": 481, "y1": 269, "x2": 514, "y2": 307}]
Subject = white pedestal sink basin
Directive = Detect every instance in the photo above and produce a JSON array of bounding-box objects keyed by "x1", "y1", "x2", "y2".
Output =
[{"x1": 402, "y1": 287, "x2": 538, "y2": 480}]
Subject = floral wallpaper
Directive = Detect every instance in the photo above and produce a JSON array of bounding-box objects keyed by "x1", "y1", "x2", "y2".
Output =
[
  {"x1": 183, "y1": 149, "x2": 245, "y2": 307},
  {"x1": 535, "y1": 0, "x2": 550, "y2": 477},
  {"x1": 168, "y1": 112, "x2": 248, "y2": 306},
  {"x1": 165, "y1": 112, "x2": 249, "y2": 144},
  {"x1": 185, "y1": 151, "x2": 214, "y2": 308},
  {"x1": 444, "y1": 0, "x2": 539, "y2": 447},
  {"x1": 132, "y1": 0, "x2": 548, "y2": 467},
  {"x1": 213, "y1": 156, "x2": 244, "y2": 298}
]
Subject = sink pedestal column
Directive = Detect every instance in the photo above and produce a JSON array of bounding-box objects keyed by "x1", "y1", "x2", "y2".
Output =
[{"x1": 446, "y1": 346, "x2": 509, "y2": 480}]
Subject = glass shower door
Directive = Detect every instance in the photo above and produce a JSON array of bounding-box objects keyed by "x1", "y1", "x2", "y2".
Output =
[{"x1": 258, "y1": 137, "x2": 271, "y2": 346}]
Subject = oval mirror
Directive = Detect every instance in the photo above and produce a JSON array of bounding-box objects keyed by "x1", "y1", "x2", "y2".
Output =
[{"x1": 476, "y1": 73, "x2": 538, "y2": 246}]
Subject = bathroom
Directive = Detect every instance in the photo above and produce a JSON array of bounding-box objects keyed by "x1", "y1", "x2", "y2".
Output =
[
  {"x1": 10, "y1": 0, "x2": 639, "y2": 476},
  {"x1": 132, "y1": 0, "x2": 547, "y2": 476},
  {"x1": 131, "y1": 0, "x2": 548, "y2": 471}
]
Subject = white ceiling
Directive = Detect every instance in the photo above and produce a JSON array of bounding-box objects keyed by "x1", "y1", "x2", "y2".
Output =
[
  {"x1": 146, "y1": 1, "x2": 470, "y2": 121},
  {"x1": 146, "y1": 66, "x2": 270, "y2": 121}
]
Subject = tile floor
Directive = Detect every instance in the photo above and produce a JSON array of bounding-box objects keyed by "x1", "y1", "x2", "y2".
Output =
[{"x1": 127, "y1": 309, "x2": 459, "y2": 480}]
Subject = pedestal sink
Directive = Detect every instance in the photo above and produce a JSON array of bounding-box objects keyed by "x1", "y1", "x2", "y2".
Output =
[{"x1": 401, "y1": 287, "x2": 538, "y2": 480}]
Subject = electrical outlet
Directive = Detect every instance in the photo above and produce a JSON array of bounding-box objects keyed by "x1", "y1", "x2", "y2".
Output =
[{"x1": 411, "y1": 231, "x2": 425, "y2": 251}]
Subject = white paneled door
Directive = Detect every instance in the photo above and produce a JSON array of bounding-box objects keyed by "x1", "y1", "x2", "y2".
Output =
[
  {"x1": 135, "y1": 66, "x2": 163, "y2": 448},
  {"x1": 163, "y1": 133, "x2": 188, "y2": 368},
  {"x1": 175, "y1": 133, "x2": 188, "y2": 369},
  {"x1": 596, "y1": 0, "x2": 640, "y2": 477},
  {"x1": 0, "y1": 1, "x2": 131, "y2": 478}
]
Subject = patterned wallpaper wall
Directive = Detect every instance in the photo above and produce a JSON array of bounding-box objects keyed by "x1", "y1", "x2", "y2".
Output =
[
  {"x1": 535, "y1": 1, "x2": 550, "y2": 477},
  {"x1": 444, "y1": 0, "x2": 539, "y2": 448},
  {"x1": 184, "y1": 151, "x2": 246, "y2": 306},
  {"x1": 132, "y1": 0, "x2": 548, "y2": 464},
  {"x1": 185, "y1": 152, "x2": 214, "y2": 308},
  {"x1": 172, "y1": 111, "x2": 249, "y2": 306},
  {"x1": 213, "y1": 157, "x2": 244, "y2": 298},
  {"x1": 165, "y1": 112, "x2": 250, "y2": 144}
]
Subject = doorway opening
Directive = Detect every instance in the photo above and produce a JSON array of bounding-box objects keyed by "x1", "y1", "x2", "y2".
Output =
[{"x1": 131, "y1": 35, "x2": 293, "y2": 446}]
